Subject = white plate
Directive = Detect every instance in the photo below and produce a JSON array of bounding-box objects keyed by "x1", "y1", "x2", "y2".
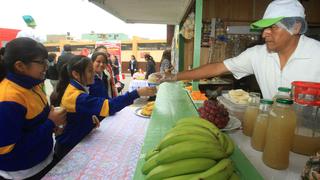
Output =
[
  {"x1": 135, "y1": 107, "x2": 151, "y2": 118},
  {"x1": 221, "y1": 116, "x2": 242, "y2": 131}
]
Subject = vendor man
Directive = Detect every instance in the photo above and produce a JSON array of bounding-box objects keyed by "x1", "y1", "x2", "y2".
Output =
[{"x1": 158, "y1": 0, "x2": 320, "y2": 99}]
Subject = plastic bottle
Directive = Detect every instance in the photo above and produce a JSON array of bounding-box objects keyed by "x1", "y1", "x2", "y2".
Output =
[
  {"x1": 263, "y1": 98, "x2": 297, "y2": 170},
  {"x1": 242, "y1": 92, "x2": 260, "y2": 136},
  {"x1": 251, "y1": 99, "x2": 273, "y2": 151},
  {"x1": 273, "y1": 87, "x2": 291, "y2": 101}
]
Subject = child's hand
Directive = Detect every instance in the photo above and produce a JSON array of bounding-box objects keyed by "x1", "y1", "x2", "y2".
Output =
[
  {"x1": 53, "y1": 127, "x2": 64, "y2": 136},
  {"x1": 49, "y1": 106, "x2": 67, "y2": 128},
  {"x1": 92, "y1": 115, "x2": 100, "y2": 129},
  {"x1": 137, "y1": 87, "x2": 157, "y2": 97}
]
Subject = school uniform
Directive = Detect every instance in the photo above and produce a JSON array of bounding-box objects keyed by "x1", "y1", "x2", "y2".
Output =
[{"x1": 0, "y1": 72, "x2": 54, "y2": 179}]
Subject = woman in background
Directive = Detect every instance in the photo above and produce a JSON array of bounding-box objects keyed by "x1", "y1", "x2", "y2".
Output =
[
  {"x1": 160, "y1": 50, "x2": 173, "y2": 73},
  {"x1": 144, "y1": 54, "x2": 156, "y2": 80},
  {"x1": 128, "y1": 55, "x2": 137, "y2": 77},
  {"x1": 111, "y1": 55, "x2": 119, "y2": 80}
]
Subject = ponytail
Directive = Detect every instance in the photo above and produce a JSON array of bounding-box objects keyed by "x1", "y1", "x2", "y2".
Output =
[
  {"x1": 50, "y1": 63, "x2": 70, "y2": 106},
  {"x1": 0, "y1": 61, "x2": 5, "y2": 82},
  {"x1": 50, "y1": 55, "x2": 91, "y2": 106}
]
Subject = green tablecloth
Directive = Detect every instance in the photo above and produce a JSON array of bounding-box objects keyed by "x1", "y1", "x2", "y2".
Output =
[{"x1": 133, "y1": 82, "x2": 263, "y2": 180}]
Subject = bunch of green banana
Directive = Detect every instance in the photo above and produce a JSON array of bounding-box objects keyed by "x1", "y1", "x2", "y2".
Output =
[
  {"x1": 142, "y1": 117, "x2": 237, "y2": 179},
  {"x1": 146, "y1": 158, "x2": 216, "y2": 180}
]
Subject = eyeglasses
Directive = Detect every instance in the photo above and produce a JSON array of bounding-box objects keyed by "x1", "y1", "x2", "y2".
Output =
[{"x1": 31, "y1": 59, "x2": 49, "y2": 66}]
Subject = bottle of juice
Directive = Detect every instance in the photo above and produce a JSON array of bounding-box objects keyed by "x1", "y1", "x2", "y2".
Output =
[
  {"x1": 242, "y1": 92, "x2": 260, "y2": 136},
  {"x1": 251, "y1": 99, "x2": 273, "y2": 151},
  {"x1": 263, "y1": 98, "x2": 297, "y2": 170}
]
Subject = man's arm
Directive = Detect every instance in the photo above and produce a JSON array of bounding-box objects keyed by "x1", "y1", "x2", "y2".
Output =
[{"x1": 176, "y1": 62, "x2": 229, "y2": 80}]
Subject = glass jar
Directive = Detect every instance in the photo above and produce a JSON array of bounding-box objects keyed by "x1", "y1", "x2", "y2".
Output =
[
  {"x1": 291, "y1": 81, "x2": 320, "y2": 155},
  {"x1": 242, "y1": 92, "x2": 260, "y2": 136},
  {"x1": 273, "y1": 87, "x2": 291, "y2": 101},
  {"x1": 251, "y1": 99, "x2": 273, "y2": 151},
  {"x1": 263, "y1": 98, "x2": 297, "y2": 170}
]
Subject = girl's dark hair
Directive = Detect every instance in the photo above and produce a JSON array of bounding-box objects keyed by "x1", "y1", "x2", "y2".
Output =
[
  {"x1": 91, "y1": 52, "x2": 107, "y2": 63},
  {"x1": 1, "y1": 37, "x2": 48, "y2": 82},
  {"x1": 48, "y1": 53, "x2": 57, "y2": 62},
  {"x1": 93, "y1": 45, "x2": 107, "y2": 54},
  {"x1": 131, "y1": 55, "x2": 136, "y2": 60},
  {"x1": 160, "y1": 50, "x2": 171, "y2": 64},
  {"x1": 145, "y1": 54, "x2": 155, "y2": 64},
  {"x1": 50, "y1": 55, "x2": 91, "y2": 106}
]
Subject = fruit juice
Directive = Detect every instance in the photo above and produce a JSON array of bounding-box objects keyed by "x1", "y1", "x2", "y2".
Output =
[
  {"x1": 242, "y1": 106, "x2": 259, "y2": 136},
  {"x1": 251, "y1": 114, "x2": 269, "y2": 151},
  {"x1": 292, "y1": 133, "x2": 320, "y2": 156},
  {"x1": 263, "y1": 103, "x2": 296, "y2": 170}
]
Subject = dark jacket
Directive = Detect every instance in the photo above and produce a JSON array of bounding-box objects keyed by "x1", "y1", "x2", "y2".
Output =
[
  {"x1": 89, "y1": 73, "x2": 110, "y2": 99},
  {"x1": 129, "y1": 59, "x2": 138, "y2": 71},
  {"x1": 112, "y1": 59, "x2": 119, "y2": 76},
  {"x1": 145, "y1": 59, "x2": 156, "y2": 79},
  {"x1": 46, "y1": 58, "x2": 59, "y2": 80}
]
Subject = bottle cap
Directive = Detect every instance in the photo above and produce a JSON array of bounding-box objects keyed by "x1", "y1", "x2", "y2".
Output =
[
  {"x1": 260, "y1": 99, "x2": 273, "y2": 105},
  {"x1": 276, "y1": 98, "x2": 293, "y2": 104},
  {"x1": 278, "y1": 87, "x2": 291, "y2": 92}
]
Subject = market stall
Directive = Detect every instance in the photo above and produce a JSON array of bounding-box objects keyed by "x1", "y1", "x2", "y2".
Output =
[{"x1": 44, "y1": 82, "x2": 313, "y2": 179}]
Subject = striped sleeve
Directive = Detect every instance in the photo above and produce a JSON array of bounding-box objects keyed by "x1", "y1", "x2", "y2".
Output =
[{"x1": 74, "y1": 90, "x2": 140, "y2": 117}]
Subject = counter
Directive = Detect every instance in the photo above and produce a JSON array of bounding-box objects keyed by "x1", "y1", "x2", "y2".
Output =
[
  {"x1": 133, "y1": 82, "x2": 262, "y2": 180},
  {"x1": 44, "y1": 82, "x2": 308, "y2": 180},
  {"x1": 134, "y1": 82, "x2": 308, "y2": 180},
  {"x1": 43, "y1": 106, "x2": 150, "y2": 180}
]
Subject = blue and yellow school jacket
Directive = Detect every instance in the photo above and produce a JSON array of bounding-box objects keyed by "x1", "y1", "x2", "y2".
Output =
[
  {"x1": 0, "y1": 72, "x2": 54, "y2": 171},
  {"x1": 56, "y1": 79, "x2": 139, "y2": 149},
  {"x1": 88, "y1": 73, "x2": 109, "y2": 99}
]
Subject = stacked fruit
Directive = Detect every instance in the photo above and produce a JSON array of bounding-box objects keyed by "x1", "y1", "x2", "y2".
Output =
[
  {"x1": 141, "y1": 101, "x2": 155, "y2": 116},
  {"x1": 198, "y1": 100, "x2": 230, "y2": 129},
  {"x1": 142, "y1": 117, "x2": 239, "y2": 180}
]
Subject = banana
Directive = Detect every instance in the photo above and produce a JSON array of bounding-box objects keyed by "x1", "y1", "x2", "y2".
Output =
[
  {"x1": 221, "y1": 133, "x2": 229, "y2": 151},
  {"x1": 190, "y1": 158, "x2": 234, "y2": 180},
  {"x1": 176, "y1": 117, "x2": 219, "y2": 132},
  {"x1": 163, "y1": 173, "x2": 202, "y2": 180},
  {"x1": 145, "y1": 149, "x2": 159, "y2": 161},
  {"x1": 142, "y1": 154, "x2": 159, "y2": 175},
  {"x1": 146, "y1": 158, "x2": 216, "y2": 180},
  {"x1": 158, "y1": 133, "x2": 218, "y2": 151},
  {"x1": 155, "y1": 141, "x2": 226, "y2": 164},
  {"x1": 210, "y1": 128, "x2": 225, "y2": 147},
  {"x1": 168, "y1": 125, "x2": 216, "y2": 139},
  {"x1": 229, "y1": 172, "x2": 240, "y2": 180},
  {"x1": 223, "y1": 134, "x2": 235, "y2": 156}
]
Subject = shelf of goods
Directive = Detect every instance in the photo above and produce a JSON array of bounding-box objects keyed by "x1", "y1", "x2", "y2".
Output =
[{"x1": 133, "y1": 82, "x2": 262, "y2": 180}]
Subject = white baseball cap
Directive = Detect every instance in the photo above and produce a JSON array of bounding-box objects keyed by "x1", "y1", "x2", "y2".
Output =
[{"x1": 251, "y1": 0, "x2": 305, "y2": 29}]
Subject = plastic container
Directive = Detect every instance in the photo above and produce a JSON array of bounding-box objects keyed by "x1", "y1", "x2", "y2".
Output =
[
  {"x1": 217, "y1": 95, "x2": 247, "y2": 123},
  {"x1": 251, "y1": 99, "x2": 273, "y2": 151},
  {"x1": 291, "y1": 81, "x2": 320, "y2": 155},
  {"x1": 263, "y1": 98, "x2": 297, "y2": 170}
]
